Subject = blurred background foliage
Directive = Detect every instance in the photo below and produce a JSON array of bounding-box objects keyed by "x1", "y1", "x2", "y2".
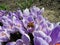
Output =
[{"x1": 0, "y1": 0, "x2": 60, "y2": 23}]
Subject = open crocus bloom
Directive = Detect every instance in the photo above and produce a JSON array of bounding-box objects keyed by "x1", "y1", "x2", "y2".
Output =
[
  {"x1": 50, "y1": 25, "x2": 60, "y2": 45},
  {"x1": 0, "y1": 30, "x2": 10, "y2": 42},
  {"x1": 0, "y1": 6, "x2": 60, "y2": 45}
]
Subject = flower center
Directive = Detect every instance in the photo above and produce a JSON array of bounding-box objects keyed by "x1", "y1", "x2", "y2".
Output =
[{"x1": 27, "y1": 22, "x2": 34, "y2": 28}]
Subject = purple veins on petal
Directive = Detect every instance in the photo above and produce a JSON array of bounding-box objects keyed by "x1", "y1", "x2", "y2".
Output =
[
  {"x1": 30, "y1": 6, "x2": 44, "y2": 16},
  {"x1": 0, "y1": 31, "x2": 10, "y2": 42},
  {"x1": 34, "y1": 37, "x2": 49, "y2": 45},
  {"x1": 16, "y1": 34, "x2": 30, "y2": 45},
  {"x1": 33, "y1": 31, "x2": 47, "y2": 38},
  {"x1": 22, "y1": 34, "x2": 30, "y2": 45},
  {"x1": 34, "y1": 37, "x2": 41, "y2": 45},
  {"x1": 33, "y1": 31, "x2": 52, "y2": 43},
  {"x1": 0, "y1": 10, "x2": 6, "y2": 17},
  {"x1": 16, "y1": 39, "x2": 23, "y2": 45},
  {"x1": 14, "y1": 10, "x2": 23, "y2": 20},
  {"x1": 16, "y1": 10, "x2": 23, "y2": 17},
  {"x1": 50, "y1": 25, "x2": 60, "y2": 45},
  {"x1": 46, "y1": 21, "x2": 54, "y2": 31},
  {"x1": 27, "y1": 16, "x2": 34, "y2": 22},
  {"x1": 7, "y1": 11, "x2": 13, "y2": 20},
  {"x1": 30, "y1": 6, "x2": 40, "y2": 13}
]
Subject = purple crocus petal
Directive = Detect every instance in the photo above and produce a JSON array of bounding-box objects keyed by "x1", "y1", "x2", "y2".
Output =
[
  {"x1": 27, "y1": 27, "x2": 35, "y2": 33},
  {"x1": 0, "y1": 30, "x2": 10, "y2": 42},
  {"x1": 35, "y1": 15, "x2": 45, "y2": 27},
  {"x1": 0, "y1": 10, "x2": 6, "y2": 17},
  {"x1": 19, "y1": 27, "x2": 27, "y2": 35},
  {"x1": 33, "y1": 31, "x2": 47, "y2": 38},
  {"x1": 30, "y1": 6, "x2": 40, "y2": 14},
  {"x1": 50, "y1": 25, "x2": 60, "y2": 45},
  {"x1": 22, "y1": 16, "x2": 34, "y2": 28},
  {"x1": 46, "y1": 21, "x2": 54, "y2": 31},
  {"x1": 16, "y1": 39, "x2": 23, "y2": 45},
  {"x1": 46, "y1": 24, "x2": 54, "y2": 35},
  {"x1": 22, "y1": 18, "x2": 28, "y2": 28},
  {"x1": 30, "y1": 6, "x2": 44, "y2": 16},
  {"x1": 6, "y1": 42, "x2": 16, "y2": 45},
  {"x1": 16, "y1": 10, "x2": 23, "y2": 16},
  {"x1": 22, "y1": 34, "x2": 30, "y2": 45},
  {"x1": 33, "y1": 31, "x2": 52, "y2": 43},
  {"x1": 14, "y1": 10, "x2": 23, "y2": 20},
  {"x1": 34, "y1": 37, "x2": 49, "y2": 45},
  {"x1": 23, "y1": 8, "x2": 30, "y2": 17},
  {"x1": 44, "y1": 36, "x2": 52, "y2": 43},
  {"x1": 39, "y1": 7, "x2": 44, "y2": 15},
  {"x1": 2, "y1": 18, "x2": 15, "y2": 34},
  {"x1": 7, "y1": 11, "x2": 13, "y2": 20},
  {"x1": 23, "y1": 16, "x2": 36, "y2": 33},
  {"x1": 30, "y1": 6, "x2": 40, "y2": 18},
  {"x1": 34, "y1": 37, "x2": 41, "y2": 45},
  {"x1": 27, "y1": 16, "x2": 34, "y2": 22}
]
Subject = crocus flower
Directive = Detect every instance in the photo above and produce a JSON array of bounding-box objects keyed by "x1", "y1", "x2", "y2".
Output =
[
  {"x1": 14, "y1": 9, "x2": 23, "y2": 20},
  {"x1": 34, "y1": 37, "x2": 49, "y2": 45},
  {"x1": 33, "y1": 31, "x2": 52, "y2": 43},
  {"x1": 0, "y1": 30, "x2": 10, "y2": 42},
  {"x1": 0, "y1": 6, "x2": 60, "y2": 45},
  {"x1": 0, "y1": 10, "x2": 6, "y2": 17},
  {"x1": 22, "y1": 8, "x2": 36, "y2": 33},
  {"x1": 16, "y1": 34, "x2": 30, "y2": 45},
  {"x1": 50, "y1": 25, "x2": 60, "y2": 45}
]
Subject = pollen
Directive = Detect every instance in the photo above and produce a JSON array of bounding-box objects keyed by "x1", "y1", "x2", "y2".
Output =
[{"x1": 27, "y1": 22, "x2": 34, "y2": 28}]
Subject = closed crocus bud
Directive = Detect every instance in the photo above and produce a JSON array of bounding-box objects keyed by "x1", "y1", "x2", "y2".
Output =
[
  {"x1": 6, "y1": 42, "x2": 16, "y2": 45},
  {"x1": 22, "y1": 34, "x2": 30, "y2": 45},
  {"x1": 0, "y1": 10, "x2": 6, "y2": 17},
  {"x1": 30, "y1": 6, "x2": 44, "y2": 16},
  {"x1": 16, "y1": 39, "x2": 24, "y2": 45},
  {"x1": 30, "y1": 6, "x2": 40, "y2": 15},
  {"x1": 13, "y1": 10, "x2": 23, "y2": 21},
  {"x1": 33, "y1": 31, "x2": 52, "y2": 43},
  {"x1": 23, "y1": 8, "x2": 30, "y2": 17},
  {"x1": 40, "y1": 7, "x2": 44, "y2": 15}
]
